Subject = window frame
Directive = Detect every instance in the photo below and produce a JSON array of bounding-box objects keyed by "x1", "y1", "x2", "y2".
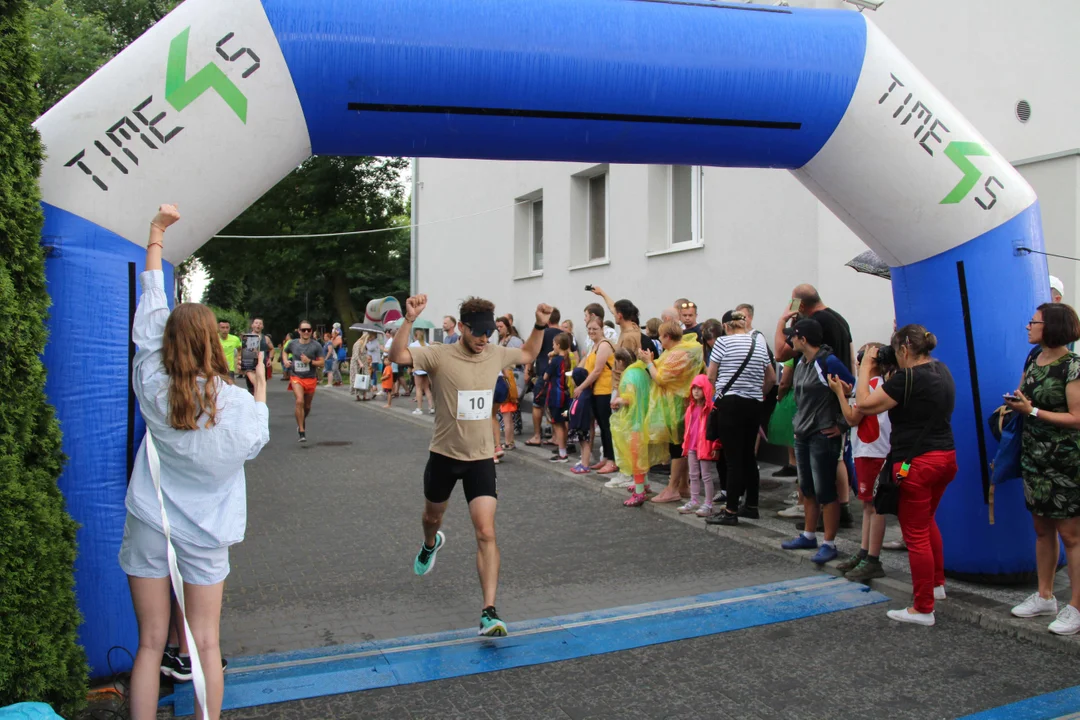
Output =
[
  {"x1": 586, "y1": 172, "x2": 609, "y2": 263},
  {"x1": 666, "y1": 165, "x2": 704, "y2": 249},
  {"x1": 530, "y1": 197, "x2": 544, "y2": 272}
]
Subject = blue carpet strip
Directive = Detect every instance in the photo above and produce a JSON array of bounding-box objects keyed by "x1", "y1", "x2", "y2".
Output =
[{"x1": 165, "y1": 575, "x2": 887, "y2": 715}]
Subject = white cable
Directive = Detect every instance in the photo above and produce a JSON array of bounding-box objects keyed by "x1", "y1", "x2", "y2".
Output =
[
  {"x1": 212, "y1": 199, "x2": 529, "y2": 240},
  {"x1": 146, "y1": 433, "x2": 210, "y2": 720}
]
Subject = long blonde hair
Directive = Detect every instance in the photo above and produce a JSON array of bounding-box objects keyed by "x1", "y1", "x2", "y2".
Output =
[{"x1": 162, "y1": 303, "x2": 232, "y2": 430}]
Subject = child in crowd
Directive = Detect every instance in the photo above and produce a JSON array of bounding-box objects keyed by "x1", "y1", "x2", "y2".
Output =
[
  {"x1": 679, "y1": 374, "x2": 719, "y2": 517},
  {"x1": 829, "y1": 342, "x2": 893, "y2": 581},
  {"x1": 381, "y1": 363, "x2": 394, "y2": 408},
  {"x1": 544, "y1": 333, "x2": 573, "y2": 463},
  {"x1": 611, "y1": 348, "x2": 665, "y2": 507}
]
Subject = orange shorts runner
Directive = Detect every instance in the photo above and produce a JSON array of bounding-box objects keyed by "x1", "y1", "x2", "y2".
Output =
[{"x1": 290, "y1": 376, "x2": 318, "y2": 395}]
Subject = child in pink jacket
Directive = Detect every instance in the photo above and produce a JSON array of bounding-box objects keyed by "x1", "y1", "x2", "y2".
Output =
[{"x1": 679, "y1": 374, "x2": 720, "y2": 517}]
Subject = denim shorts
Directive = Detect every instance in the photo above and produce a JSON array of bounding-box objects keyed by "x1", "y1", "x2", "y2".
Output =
[
  {"x1": 118, "y1": 513, "x2": 231, "y2": 586},
  {"x1": 795, "y1": 433, "x2": 843, "y2": 505}
]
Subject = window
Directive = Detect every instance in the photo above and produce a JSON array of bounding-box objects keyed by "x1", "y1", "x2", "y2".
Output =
[
  {"x1": 514, "y1": 189, "x2": 544, "y2": 279},
  {"x1": 669, "y1": 165, "x2": 703, "y2": 247},
  {"x1": 587, "y1": 173, "x2": 608, "y2": 261},
  {"x1": 531, "y1": 199, "x2": 544, "y2": 272}
]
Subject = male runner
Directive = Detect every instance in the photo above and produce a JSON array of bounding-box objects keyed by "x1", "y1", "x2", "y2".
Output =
[
  {"x1": 245, "y1": 317, "x2": 275, "y2": 394},
  {"x1": 282, "y1": 321, "x2": 325, "y2": 442},
  {"x1": 217, "y1": 320, "x2": 241, "y2": 379},
  {"x1": 390, "y1": 294, "x2": 551, "y2": 636}
]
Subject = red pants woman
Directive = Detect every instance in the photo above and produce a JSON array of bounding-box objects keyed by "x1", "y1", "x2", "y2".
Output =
[{"x1": 895, "y1": 450, "x2": 958, "y2": 614}]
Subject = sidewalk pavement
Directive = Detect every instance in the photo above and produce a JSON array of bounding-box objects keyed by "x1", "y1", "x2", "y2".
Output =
[{"x1": 356, "y1": 384, "x2": 1079, "y2": 655}]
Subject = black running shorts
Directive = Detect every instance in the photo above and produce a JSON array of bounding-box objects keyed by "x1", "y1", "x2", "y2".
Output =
[{"x1": 423, "y1": 451, "x2": 498, "y2": 504}]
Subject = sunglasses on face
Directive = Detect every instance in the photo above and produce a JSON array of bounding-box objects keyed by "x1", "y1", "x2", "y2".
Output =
[{"x1": 300, "y1": 328, "x2": 312, "y2": 333}]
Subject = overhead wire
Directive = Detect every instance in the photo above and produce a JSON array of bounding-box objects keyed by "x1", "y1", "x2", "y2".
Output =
[{"x1": 212, "y1": 199, "x2": 529, "y2": 240}]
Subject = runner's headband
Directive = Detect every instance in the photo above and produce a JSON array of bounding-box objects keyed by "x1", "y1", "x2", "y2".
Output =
[{"x1": 460, "y1": 310, "x2": 496, "y2": 337}]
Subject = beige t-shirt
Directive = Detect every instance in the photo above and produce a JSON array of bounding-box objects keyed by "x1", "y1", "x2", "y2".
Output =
[{"x1": 410, "y1": 342, "x2": 525, "y2": 461}]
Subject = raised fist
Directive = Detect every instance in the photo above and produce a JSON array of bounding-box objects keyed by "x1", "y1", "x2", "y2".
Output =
[
  {"x1": 535, "y1": 303, "x2": 553, "y2": 327},
  {"x1": 406, "y1": 294, "x2": 428, "y2": 321},
  {"x1": 153, "y1": 204, "x2": 180, "y2": 229}
]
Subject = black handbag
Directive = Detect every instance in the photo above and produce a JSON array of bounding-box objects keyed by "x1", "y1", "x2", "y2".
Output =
[
  {"x1": 706, "y1": 334, "x2": 758, "y2": 441},
  {"x1": 873, "y1": 369, "x2": 933, "y2": 516}
]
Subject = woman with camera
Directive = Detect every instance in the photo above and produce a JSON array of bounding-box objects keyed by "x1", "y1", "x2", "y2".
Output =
[
  {"x1": 857, "y1": 325, "x2": 955, "y2": 626},
  {"x1": 120, "y1": 205, "x2": 270, "y2": 719},
  {"x1": 1004, "y1": 303, "x2": 1080, "y2": 635}
]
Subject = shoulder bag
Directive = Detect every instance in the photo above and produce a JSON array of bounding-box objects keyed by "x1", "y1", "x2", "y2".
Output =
[{"x1": 706, "y1": 334, "x2": 758, "y2": 441}]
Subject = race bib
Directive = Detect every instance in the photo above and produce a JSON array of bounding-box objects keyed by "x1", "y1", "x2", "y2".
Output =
[
  {"x1": 294, "y1": 361, "x2": 310, "y2": 373},
  {"x1": 456, "y1": 390, "x2": 493, "y2": 420}
]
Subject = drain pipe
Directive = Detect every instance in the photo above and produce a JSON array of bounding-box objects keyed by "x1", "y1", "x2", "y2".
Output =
[{"x1": 410, "y1": 157, "x2": 419, "y2": 296}]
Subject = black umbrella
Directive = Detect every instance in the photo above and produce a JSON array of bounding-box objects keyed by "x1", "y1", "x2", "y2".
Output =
[{"x1": 846, "y1": 249, "x2": 892, "y2": 280}]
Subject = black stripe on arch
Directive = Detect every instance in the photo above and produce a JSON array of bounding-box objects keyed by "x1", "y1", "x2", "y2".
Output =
[{"x1": 347, "y1": 103, "x2": 801, "y2": 131}]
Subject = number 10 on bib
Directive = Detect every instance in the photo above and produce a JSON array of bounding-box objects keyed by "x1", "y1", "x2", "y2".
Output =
[{"x1": 457, "y1": 390, "x2": 493, "y2": 420}]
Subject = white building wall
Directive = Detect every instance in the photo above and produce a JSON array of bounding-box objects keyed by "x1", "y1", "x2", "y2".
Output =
[{"x1": 414, "y1": 1, "x2": 1078, "y2": 351}]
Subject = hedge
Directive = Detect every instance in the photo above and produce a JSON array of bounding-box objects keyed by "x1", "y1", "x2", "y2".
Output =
[{"x1": 0, "y1": 1, "x2": 90, "y2": 715}]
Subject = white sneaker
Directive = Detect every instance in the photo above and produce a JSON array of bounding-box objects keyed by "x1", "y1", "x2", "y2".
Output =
[
  {"x1": 777, "y1": 504, "x2": 805, "y2": 518},
  {"x1": 605, "y1": 475, "x2": 633, "y2": 488},
  {"x1": 934, "y1": 585, "x2": 947, "y2": 601},
  {"x1": 677, "y1": 501, "x2": 701, "y2": 514},
  {"x1": 1049, "y1": 604, "x2": 1080, "y2": 635},
  {"x1": 412, "y1": 408, "x2": 423, "y2": 415},
  {"x1": 429, "y1": 408, "x2": 436, "y2": 415},
  {"x1": 1011, "y1": 593, "x2": 1058, "y2": 618},
  {"x1": 887, "y1": 608, "x2": 935, "y2": 626}
]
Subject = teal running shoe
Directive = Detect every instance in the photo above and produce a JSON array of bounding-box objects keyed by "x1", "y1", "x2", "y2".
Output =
[
  {"x1": 478, "y1": 606, "x2": 508, "y2": 637},
  {"x1": 413, "y1": 531, "x2": 445, "y2": 576}
]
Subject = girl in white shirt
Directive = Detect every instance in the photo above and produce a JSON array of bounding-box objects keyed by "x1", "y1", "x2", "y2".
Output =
[{"x1": 119, "y1": 205, "x2": 270, "y2": 720}]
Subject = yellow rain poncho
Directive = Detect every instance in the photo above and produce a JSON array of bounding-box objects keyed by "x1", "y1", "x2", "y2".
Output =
[
  {"x1": 645, "y1": 336, "x2": 705, "y2": 447},
  {"x1": 611, "y1": 361, "x2": 669, "y2": 476}
]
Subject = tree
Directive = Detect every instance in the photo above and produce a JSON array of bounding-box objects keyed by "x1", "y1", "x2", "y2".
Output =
[
  {"x1": 0, "y1": 1, "x2": 88, "y2": 714},
  {"x1": 29, "y1": 0, "x2": 180, "y2": 112},
  {"x1": 196, "y1": 155, "x2": 411, "y2": 340}
]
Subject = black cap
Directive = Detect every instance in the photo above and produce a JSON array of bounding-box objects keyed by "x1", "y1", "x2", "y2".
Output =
[
  {"x1": 721, "y1": 310, "x2": 734, "y2": 324},
  {"x1": 783, "y1": 318, "x2": 823, "y2": 346}
]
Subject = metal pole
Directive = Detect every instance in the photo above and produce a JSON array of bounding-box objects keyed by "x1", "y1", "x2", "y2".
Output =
[{"x1": 410, "y1": 157, "x2": 419, "y2": 295}]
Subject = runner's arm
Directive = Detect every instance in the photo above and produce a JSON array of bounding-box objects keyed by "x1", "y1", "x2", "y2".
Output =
[{"x1": 519, "y1": 303, "x2": 554, "y2": 365}]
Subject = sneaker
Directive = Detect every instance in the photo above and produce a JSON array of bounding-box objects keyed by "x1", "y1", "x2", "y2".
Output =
[
  {"x1": 781, "y1": 534, "x2": 818, "y2": 551},
  {"x1": 429, "y1": 408, "x2": 436, "y2": 415},
  {"x1": 934, "y1": 585, "x2": 947, "y2": 601},
  {"x1": 479, "y1": 606, "x2": 508, "y2": 637},
  {"x1": 412, "y1": 408, "x2": 423, "y2": 415},
  {"x1": 1011, "y1": 592, "x2": 1058, "y2": 618},
  {"x1": 605, "y1": 475, "x2": 634, "y2": 488},
  {"x1": 737, "y1": 505, "x2": 759, "y2": 519},
  {"x1": 677, "y1": 501, "x2": 701, "y2": 515},
  {"x1": 887, "y1": 608, "x2": 935, "y2": 626},
  {"x1": 160, "y1": 648, "x2": 184, "y2": 680},
  {"x1": 571, "y1": 462, "x2": 591, "y2": 474},
  {"x1": 1048, "y1": 605, "x2": 1080, "y2": 636},
  {"x1": 773, "y1": 465, "x2": 798, "y2": 478},
  {"x1": 705, "y1": 509, "x2": 738, "y2": 526},
  {"x1": 624, "y1": 492, "x2": 647, "y2": 507},
  {"x1": 695, "y1": 504, "x2": 715, "y2": 518},
  {"x1": 712, "y1": 489, "x2": 727, "y2": 503},
  {"x1": 166, "y1": 652, "x2": 192, "y2": 682},
  {"x1": 882, "y1": 539, "x2": 907, "y2": 551},
  {"x1": 413, "y1": 531, "x2": 445, "y2": 576},
  {"x1": 777, "y1": 504, "x2": 805, "y2": 518},
  {"x1": 845, "y1": 559, "x2": 885, "y2": 581},
  {"x1": 298, "y1": 431, "x2": 306, "y2": 443},
  {"x1": 549, "y1": 454, "x2": 569, "y2": 463},
  {"x1": 836, "y1": 553, "x2": 865, "y2": 573},
  {"x1": 811, "y1": 544, "x2": 838, "y2": 564},
  {"x1": 839, "y1": 505, "x2": 854, "y2": 528}
]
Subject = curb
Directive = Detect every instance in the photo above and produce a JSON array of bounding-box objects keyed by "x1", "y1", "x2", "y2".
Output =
[{"x1": 344, "y1": 391, "x2": 1080, "y2": 656}]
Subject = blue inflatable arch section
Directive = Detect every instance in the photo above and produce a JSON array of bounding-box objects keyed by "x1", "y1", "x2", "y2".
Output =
[{"x1": 34, "y1": 0, "x2": 1048, "y2": 674}]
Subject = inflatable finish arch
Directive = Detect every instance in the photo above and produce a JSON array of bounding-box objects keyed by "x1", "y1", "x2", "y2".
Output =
[{"x1": 35, "y1": 0, "x2": 1047, "y2": 674}]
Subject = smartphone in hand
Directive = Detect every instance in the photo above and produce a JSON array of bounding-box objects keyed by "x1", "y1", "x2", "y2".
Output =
[
  {"x1": 789, "y1": 298, "x2": 801, "y2": 313},
  {"x1": 585, "y1": 285, "x2": 594, "y2": 292}
]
